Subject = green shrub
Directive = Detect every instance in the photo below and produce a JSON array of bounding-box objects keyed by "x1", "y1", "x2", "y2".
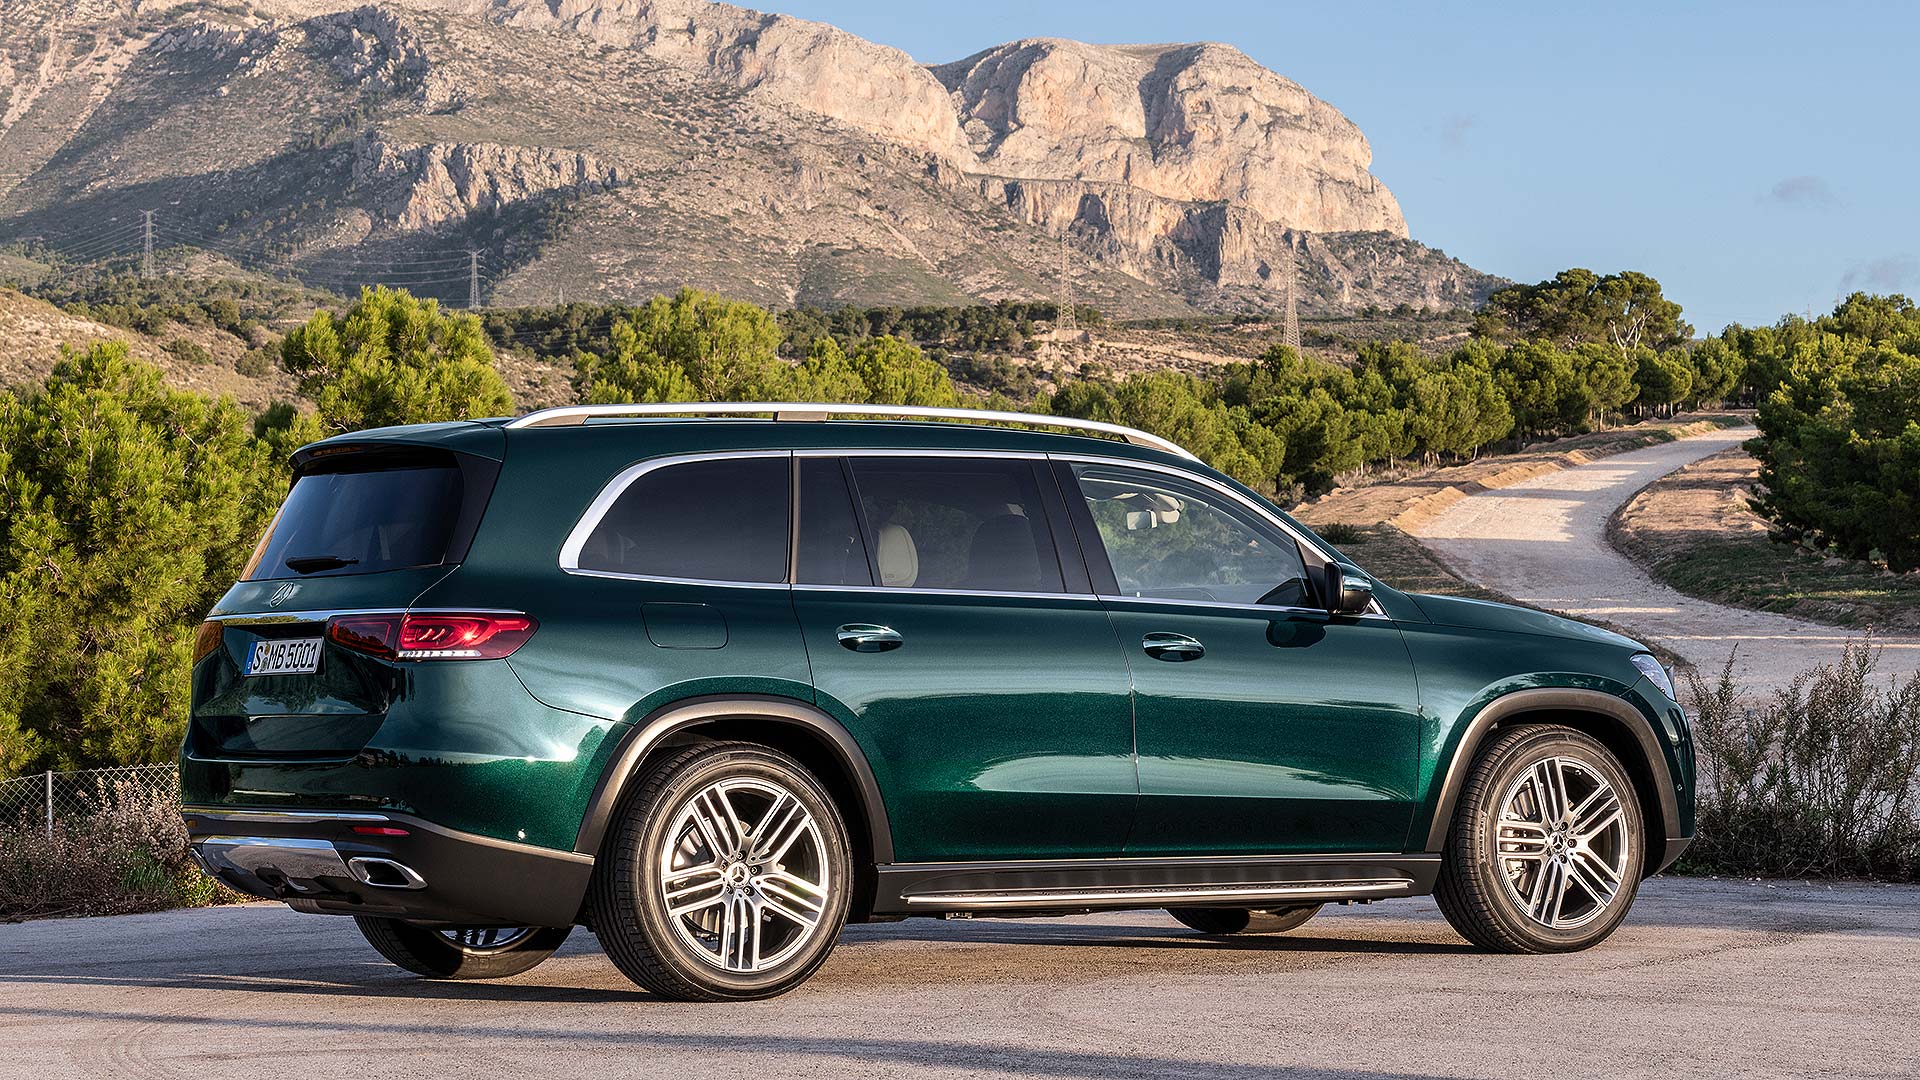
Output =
[
  {"x1": 164, "y1": 337, "x2": 212, "y2": 366},
  {"x1": 233, "y1": 345, "x2": 276, "y2": 378},
  {"x1": 1679, "y1": 641, "x2": 1920, "y2": 879}
]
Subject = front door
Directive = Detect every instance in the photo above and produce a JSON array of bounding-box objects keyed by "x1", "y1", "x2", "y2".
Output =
[
  {"x1": 792, "y1": 454, "x2": 1137, "y2": 862},
  {"x1": 1061, "y1": 460, "x2": 1423, "y2": 856}
]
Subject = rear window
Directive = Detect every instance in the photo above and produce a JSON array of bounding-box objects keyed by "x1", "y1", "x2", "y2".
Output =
[{"x1": 247, "y1": 454, "x2": 478, "y2": 580}]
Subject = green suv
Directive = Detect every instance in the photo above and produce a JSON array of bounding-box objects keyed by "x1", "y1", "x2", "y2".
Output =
[{"x1": 183, "y1": 403, "x2": 1695, "y2": 1000}]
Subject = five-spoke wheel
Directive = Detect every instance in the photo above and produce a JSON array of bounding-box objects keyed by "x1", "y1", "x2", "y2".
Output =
[{"x1": 1436, "y1": 724, "x2": 1644, "y2": 952}]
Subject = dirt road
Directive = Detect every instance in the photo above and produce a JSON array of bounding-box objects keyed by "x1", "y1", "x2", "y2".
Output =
[
  {"x1": 2, "y1": 879, "x2": 1916, "y2": 1079},
  {"x1": 1411, "y1": 426, "x2": 1920, "y2": 692}
]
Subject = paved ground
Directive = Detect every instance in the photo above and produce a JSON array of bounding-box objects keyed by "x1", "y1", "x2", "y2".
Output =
[
  {"x1": 2, "y1": 880, "x2": 1916, "y2": 1078},
  {"x1": 1411, "y1": 426, "x2": 1920, "y2": 692}
]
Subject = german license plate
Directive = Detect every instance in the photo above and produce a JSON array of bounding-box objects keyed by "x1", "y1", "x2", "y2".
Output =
[{"x1": 245, "y1": 638, "x2": 322, "y2": 676}]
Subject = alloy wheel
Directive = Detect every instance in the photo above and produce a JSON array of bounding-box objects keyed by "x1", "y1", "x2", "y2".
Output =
[
  {"x1": 657, "y1": 776, "x2": 831, "y2": 974},
  {"x1": 1493, "y1": 756, "x2": 1630, "y2": 930}
]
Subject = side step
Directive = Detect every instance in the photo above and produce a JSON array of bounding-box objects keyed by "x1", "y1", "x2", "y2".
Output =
[
  {"x1": 903, "y1": 879, "x2": 1409, "y2": 910},
  {"x1": 873, "y1": 854, "x2": 1440, "y2": 915}
]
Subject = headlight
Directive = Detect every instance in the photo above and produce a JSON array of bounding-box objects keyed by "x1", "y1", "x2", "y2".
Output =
[{"x1": 1631, "y1": 653, "x2": 1676, "y2": 700}]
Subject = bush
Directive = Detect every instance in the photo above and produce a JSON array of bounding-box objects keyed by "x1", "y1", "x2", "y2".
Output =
[
  {"x1": 0, "y1": 776, "x2": 241, "y2": 920},
  {"x1": 164, "y1": 337, "x2": 212, "y2": 366},
  {"x1": 233, "y1": 345, "x2": 276, "y2": 378},
  {"x1": 1679, "y1": 641, "x2": 1920, "y2": 879}
]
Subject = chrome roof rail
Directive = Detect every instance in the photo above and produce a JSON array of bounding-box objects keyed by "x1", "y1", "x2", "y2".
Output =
[{"x1": 501, "y1": 402, "x2": 1200, "y2": 460}]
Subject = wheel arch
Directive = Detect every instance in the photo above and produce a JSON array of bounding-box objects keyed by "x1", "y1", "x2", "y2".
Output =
[
  {"x1": 574, "y1": 694, "x2": 895, "y2": 878},
  {"x1": 1423, "y1": 687, "x2": 1682, "y2": 876}
]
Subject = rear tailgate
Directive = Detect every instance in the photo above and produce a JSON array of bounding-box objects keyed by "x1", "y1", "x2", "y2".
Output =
[{"x1": 190, "y1": 434, "x2": 502, "y2": 760}]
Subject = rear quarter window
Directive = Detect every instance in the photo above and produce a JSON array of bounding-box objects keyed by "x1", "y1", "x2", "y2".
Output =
[{"x1": 572, "y1": 456, "x2": 790, "y2": 583}]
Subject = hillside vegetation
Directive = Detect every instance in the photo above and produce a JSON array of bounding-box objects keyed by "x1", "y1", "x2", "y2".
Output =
[{"x1": 1, "y1": 268, "x2": 1915, "y2": 775}]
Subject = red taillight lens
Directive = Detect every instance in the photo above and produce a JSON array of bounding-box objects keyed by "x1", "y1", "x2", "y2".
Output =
[
  {"x1": 328, "y1": 614, "x2": 402, "y2": 659},
  {"x1": 191, "y1": 621, "x2": 226, "y2": 666},
  {"x1": 326, "y1": 612, "x2": 536, "y2": 661}
]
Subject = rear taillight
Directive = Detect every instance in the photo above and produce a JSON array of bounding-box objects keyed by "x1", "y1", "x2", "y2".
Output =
[
  {"x1": 191, "y1": 621, "x2": 225, "y2": 665},
  {"x1": 325, "y1": 612, "x2": 537, "y2": 661}
]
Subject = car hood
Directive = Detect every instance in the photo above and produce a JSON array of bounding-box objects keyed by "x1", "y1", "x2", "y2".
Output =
[{"x1": 1407, "y1": 592, "x2": 1645, "y2": 652}]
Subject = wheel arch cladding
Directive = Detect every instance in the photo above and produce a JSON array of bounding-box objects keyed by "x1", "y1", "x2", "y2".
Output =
[
  {"x1": 574, "y1": 694, "x2": 895, "y2": 877},
  {"x1": 1425, "y1": 688, "x2": 1681, "y2": 876}
]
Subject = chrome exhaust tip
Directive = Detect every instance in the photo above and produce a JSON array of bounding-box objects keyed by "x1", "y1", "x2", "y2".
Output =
[{"x1": 347, "y1": 856, "x2": 428, "y2": 890}]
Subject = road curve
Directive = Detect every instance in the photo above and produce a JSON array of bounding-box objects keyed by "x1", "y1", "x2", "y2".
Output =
[
  {"x1": 2, "y1": 881, "x2": 1916, "y2": 1079},
  {"x1": 1411, "y1": 426, "x2": 1920, "y2": 693}
]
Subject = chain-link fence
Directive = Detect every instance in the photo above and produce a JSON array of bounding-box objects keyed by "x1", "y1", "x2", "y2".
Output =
[{"x1": 0, "y1": 764, "x2": 181, "y2": 839}]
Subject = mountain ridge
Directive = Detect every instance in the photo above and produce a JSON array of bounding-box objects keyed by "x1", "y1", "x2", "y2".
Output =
[{"x1": 0, "y1": 0, "x2": 1502, "y2": 315}]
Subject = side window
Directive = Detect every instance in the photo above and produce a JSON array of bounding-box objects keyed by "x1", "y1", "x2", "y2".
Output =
[
  {"x1": 796, "y1": 457, "x2": 872, "y2": 587},
  {"x1": 846, "y1": 457, "x2": 1065, "y2": 593},
  {"x1": 1071, "y1": 463, "x2": 1313, "y2": 607},
  {"x1": 575, "y1": 456, "x2": 788, "y2": 582}
]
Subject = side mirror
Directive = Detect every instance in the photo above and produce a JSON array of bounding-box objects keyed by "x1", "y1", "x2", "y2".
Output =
[{"x1": 1323, "y1": 563, "x2": 1375, "y2": 616}]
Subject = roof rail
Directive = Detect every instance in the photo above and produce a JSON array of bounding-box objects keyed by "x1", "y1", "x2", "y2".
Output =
[{"x1": 502, "y1": 402, "x2": 1200, "y2": 460}]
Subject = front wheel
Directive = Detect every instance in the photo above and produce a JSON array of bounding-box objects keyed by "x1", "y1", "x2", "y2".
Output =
[
  {"x1": 590, "y1": 742, "x2": 853, "y2": 1001},
  {"x1": 1435, "y1": 724, "x2": 1645, "y2": 953},
  {"x1": 354, "y1": 918, "x2": 571, "y2": 979}
]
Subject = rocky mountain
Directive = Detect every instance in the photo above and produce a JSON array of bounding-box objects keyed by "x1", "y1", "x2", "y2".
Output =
[{"x1": 0, "y1": 0, "x2": 1501, "y2": 316}]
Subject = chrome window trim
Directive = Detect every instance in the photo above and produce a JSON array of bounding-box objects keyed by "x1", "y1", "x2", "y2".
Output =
[
  {"x1": 553, "y1": 446, "x2": 1391, "y2": 618},
  {"x1": 557, "y1": 449, "x2": 793, "y2": 584},
  {"x1": 791, "y1": 583, "x2": 1106, "y2": 603}
]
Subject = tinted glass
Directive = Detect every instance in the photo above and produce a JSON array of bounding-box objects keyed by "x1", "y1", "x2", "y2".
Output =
[
  {"x1": 847, "y1": 458, "x2": 1063, "y2": 593},
  {"x1": 797, "y1": 458, "x2": 872, "y2": 587},
  {"x1": 249, "y1": 463, "x2": 464, "y2": 580},
  {"x1": 577, "y1": 456, "x2": 788, "y2": 582},
  {"x1": 1072, "y1": 464, "x2": 1312, "y2": 607}
]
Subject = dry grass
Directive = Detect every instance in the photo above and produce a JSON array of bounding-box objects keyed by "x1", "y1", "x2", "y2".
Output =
[
  {"x1": 1610, "y1": 447, "x2": 1920, "y2": 632},
  {"x1": 0, "y1": 777, "x2": 244, "y2": 922}
]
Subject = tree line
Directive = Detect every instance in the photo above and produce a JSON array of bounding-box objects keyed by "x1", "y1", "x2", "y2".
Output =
[{"x1": 2, "y1": 274, "x2": 1914, "y2": 773}]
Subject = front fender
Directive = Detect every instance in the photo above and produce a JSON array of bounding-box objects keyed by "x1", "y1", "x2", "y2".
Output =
[{"x1": 1414, "y1": 684, "x2": 1687, "y2": 872}]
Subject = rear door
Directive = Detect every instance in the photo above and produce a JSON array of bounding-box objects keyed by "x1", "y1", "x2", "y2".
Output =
[
  {"x1": 791, "y1": 453, "x2": 1137, "y2": 862},
  {"x1": 1059, "y1": 459, "x2": 1423, "y2": 856}
]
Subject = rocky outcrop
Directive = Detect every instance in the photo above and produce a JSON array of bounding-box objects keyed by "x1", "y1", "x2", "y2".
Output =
[
  {"x1": 935, "y1": 38, "x2": 1404, "y2": 237},
  {"x1": 416, "y1": 0, "x2": 970, "y2": 158},
  {"x1": 352, "y1": 138, "x2": 623, "y2": 228}
]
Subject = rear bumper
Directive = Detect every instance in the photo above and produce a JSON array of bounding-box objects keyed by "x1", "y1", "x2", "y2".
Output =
[{"x1": 183, "y1": 806, "x2": 593, "y2": 927}]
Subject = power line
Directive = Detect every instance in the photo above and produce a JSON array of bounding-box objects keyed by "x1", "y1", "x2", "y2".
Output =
[{"x1": 140, "y1": 210, "x2": 155, "y2": 279}]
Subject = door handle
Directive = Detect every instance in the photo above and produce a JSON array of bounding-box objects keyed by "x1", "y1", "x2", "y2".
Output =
[
  {"x1": 1141, "y1": 632, "x2": 1205, "y2": 661},
  {"x1": 837, "y1": 624, "x2": 903, "y2": 653}
]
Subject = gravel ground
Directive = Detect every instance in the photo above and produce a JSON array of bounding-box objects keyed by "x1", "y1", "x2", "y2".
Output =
[
  {"x1": 1411, "y1": 426, "x2": 1920, "y2": 693},
  {"x1": 2, "y1": 878, "x2": 1917, "y2": 1079}
]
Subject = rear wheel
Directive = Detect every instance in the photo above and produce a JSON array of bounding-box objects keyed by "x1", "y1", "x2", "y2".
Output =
[
  {"x1": 590, "y1": 742, "x2": 852, "y2": 1001},
  {"x1": 353, "y1": 918, "x2": 571, "y2": 979},
  {"x1": 1167, "y1": 904, "x2": 1322, "y2": 935},
  {"x1": 1435, "y1": 724, "x2": 1644, "y2": 953}
]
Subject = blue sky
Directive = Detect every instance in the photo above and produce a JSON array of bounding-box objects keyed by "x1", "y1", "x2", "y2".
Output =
[{"x1": 771, "y1": 0, "x2": 1919, "y2": 334}]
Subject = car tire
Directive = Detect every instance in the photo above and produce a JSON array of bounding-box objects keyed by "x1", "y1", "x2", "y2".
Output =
[
  {"x1": 1168, "y1": 904, "x2": 1322, "y2": 935},
  {"x1": 1435, "y1": 724, "x2": 1645, "y2": 953},
  {"x1": 354, "y1": 918, "x2": 571, "y2": 979},
  {"x1": 590, "y1": 741, "x2": 853, "y2": 1001}
]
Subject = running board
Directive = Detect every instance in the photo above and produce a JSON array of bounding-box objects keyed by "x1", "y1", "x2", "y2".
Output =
[
  {"x1": 903, "y1": 879, "x2": 1409, "y2": 910},
  {"x1": 872, "y1": 854, "x2": 1439, "y2": 915}
]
